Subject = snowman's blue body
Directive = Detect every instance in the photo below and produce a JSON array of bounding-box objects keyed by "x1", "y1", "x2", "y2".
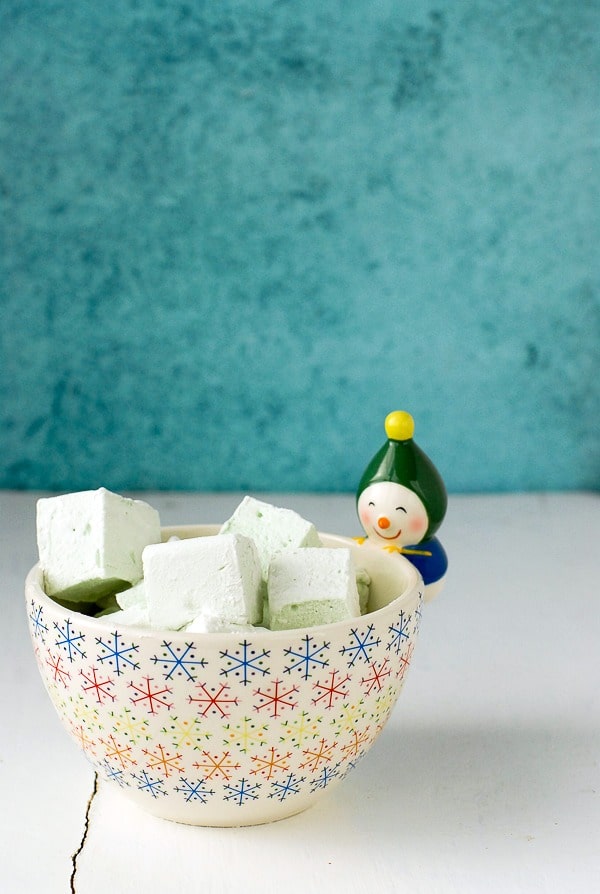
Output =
[{"x1": 401, "y1": 536, "x2": 448, "y2": 588}]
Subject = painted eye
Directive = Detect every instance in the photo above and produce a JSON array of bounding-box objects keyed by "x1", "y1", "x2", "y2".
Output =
[
  {"x1": 368, "y1": 502, "x2": 375, "y2": 507},
  {"x1": 396, "y1": 506, "x2": 407, "y2": 513}
]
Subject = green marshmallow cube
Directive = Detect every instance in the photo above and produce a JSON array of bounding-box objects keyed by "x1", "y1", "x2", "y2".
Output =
[
  {"x1": 143, "y1": 533, "x2": 263, "y2": 631},
  {"x1": 36, "y1": 488, "x2": 161, "y2": 603},
  {"x1": 184, "y1": 616, "x2": 260, "y2": 634},
  {"x1": 267, "y1": 547, "x2": 361, "y2": 631},
  {"x1": 220, "y1": 496, "x2": 322, "y2": 580},
  {"x1": 355, "y1": 567, "x2": 372, "y2": 613},
  {"x1": 116, "y1": 579, "x2": 146, "y2": 611}
]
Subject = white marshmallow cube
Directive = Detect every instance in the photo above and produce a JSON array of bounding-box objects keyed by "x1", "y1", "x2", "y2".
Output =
[
  {"x1": 220, "y1": 496, "x2": 322, "y2": 579},
  {"x1": 143, "y1": 533, "x2": 263, "y2": 630},
  {"x1": 36, "y1": 488, "x2": 161, "y2": 602},
  {"x1": 267, "y1": 547, "x2": 361, "y2": 631}
]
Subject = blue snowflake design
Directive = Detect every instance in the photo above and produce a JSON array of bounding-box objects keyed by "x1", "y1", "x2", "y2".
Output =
[
  {"x1": 339, "y1": 625, "x2": 382, "y2": 667},
  {"x1": 54, "y1": 619, "x2": 86, "y2": 661},
  {"x1": 29, "y1": 601, "x2": 48, "y2": 641},
  {"x1": 284, "y1": 635, "x2": 330, "y2": 680},
  {"x1": 310, "y1": 764, "x2": 341, "y2": 792},
  {"x1": 100, "y1": 760, "x2": 128, "y2": 788},
  {"x1": 150, "y1": 641, "x2": 207, "y2": 681},
  {"x1": 386, "y1": 611, "x2": 412, "y2": 655},
  {"x1": 268, "y1": 772, "x2": 306, "y2": 802},
  {"x1": 175, "y1": 777, "x2": 215, "y2": 803},
  {"x1": 220, "y1": 640, "x2": 270, "y2": 685},
  {"x1": 344, "y1": 753, "x2": 367, "y2": 774},
  {"x1": 96, "y1": 632, "x2": 140, "y2": 676},
  {"x1": 223, "y1": 777, "x2": 261, "y2": 806},
  {"x1": 132, "y1": 770, "x2": 167, "y2": 799}
]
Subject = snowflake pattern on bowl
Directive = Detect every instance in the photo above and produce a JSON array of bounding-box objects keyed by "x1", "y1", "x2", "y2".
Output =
[{"x1": 26, "y1": 532, "x2": 423, "y2": 827}]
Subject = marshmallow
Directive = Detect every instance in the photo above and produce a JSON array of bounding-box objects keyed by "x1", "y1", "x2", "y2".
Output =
[
  {"x1": 220, "y1": 496, "x2": 322, "y2": 580},
  {"x1": 100, "y1": 603, "x2": 152, "y2": 627},
  {"x1": 261, "y1": 592, "x2": 271, "y2": 629},
  {"x1": 184, "y1": 615, "x2": 259, "y2": 634},
  {"x1": 355, "y1": 567, "x2": 371, "y2": 614},
  {"x1": 267, "y1": 548, "x2": 361, "y2": 631},
  {"x1": 116, "y1": 579, "x2": 147, "y2": 611},
  {"x1": 36, "y1": 488, "x2": 161, "y2": 602},
  {"x1": 143, "y1": 533, "x2": 262, "y2": 630}
]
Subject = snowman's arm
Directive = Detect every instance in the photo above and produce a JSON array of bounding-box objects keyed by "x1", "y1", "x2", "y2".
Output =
[{"x1": 401, "y1": 547, "x2": 433, "y2": 557}]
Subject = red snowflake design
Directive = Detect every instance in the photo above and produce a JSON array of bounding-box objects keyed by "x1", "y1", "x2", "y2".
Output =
[
  {"x1": 250, "y1": 746, "x2": 293, "y2": 780},
  {"x1": 312, "y1": 669, "x2": 351, "y2": 709},
  {"x1": 129, "y1": 676, "x2": 173, "y2": 714},
  {"x1": 189, "y1": 683, "x2": 239, "y2": 719},
  {"x1": 192, "y1": 750, "x2": 241, "y2": 781},
  {"x1": 45, "y1": 651, "x2": 71, "y2": 687},
  {"x1": 299, "y1": 737, "x2": 338, "y2": 773},
  {"x1": 253, "y1": 679, "x2": 299, "y2": 718},
  {"x1": 397, "y1": 643, "x2": 415, "y2": 680},
  {"x1": 360, "y1": 659, "x2": 392, "y2": 696},
  {"x1": 81, "y1": 666, "x2": 116, "y2": 704}
]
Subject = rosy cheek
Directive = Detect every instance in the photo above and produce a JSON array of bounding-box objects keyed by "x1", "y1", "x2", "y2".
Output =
[
  {"x1": 409, "y1": 517, "x2": 427, "y2": 535},
  {"x1": 360, "y1": 508, "x2": 372, "y2": 527}
]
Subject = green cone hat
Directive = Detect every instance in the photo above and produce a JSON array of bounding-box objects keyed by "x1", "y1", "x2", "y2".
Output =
[{"x1": 357, "y1": 411, "x2": 447, "y2": 539}]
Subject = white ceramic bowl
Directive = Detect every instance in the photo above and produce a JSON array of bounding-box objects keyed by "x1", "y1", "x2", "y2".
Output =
[{"x1": 26, "y1": 526, "x2": 423, "y2": 826}]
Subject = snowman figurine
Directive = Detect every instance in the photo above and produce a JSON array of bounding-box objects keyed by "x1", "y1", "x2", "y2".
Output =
[{"x1": 356, "y1": 410, "x2": 448, "y2": 601}]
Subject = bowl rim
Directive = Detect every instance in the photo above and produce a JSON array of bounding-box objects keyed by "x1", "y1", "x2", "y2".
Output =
[{"x1": 26, "y1": 526, "x2": 423, "y2": 640}]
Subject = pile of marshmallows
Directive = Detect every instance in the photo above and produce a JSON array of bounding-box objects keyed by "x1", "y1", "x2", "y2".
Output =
[{"x1": 36, "y1": 489, "x2": 370, "y2": 633}]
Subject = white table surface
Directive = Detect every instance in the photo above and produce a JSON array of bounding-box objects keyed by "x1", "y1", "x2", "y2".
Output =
[{"x1": 1, "y1": 491, "x2": 599, "y2": 893}]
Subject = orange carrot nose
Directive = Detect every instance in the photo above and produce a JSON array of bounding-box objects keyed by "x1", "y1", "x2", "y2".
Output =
[{"x1": 378, "y1": 516, "x2": 390, "y2": 529}]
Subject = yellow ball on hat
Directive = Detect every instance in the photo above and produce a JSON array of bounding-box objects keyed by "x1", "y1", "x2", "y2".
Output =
[{"x1": 384, "y1": 411, "x2": 415, "y2": 442}]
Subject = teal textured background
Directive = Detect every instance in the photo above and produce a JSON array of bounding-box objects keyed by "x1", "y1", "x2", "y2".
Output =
[{"x1": 1, "y1": 1, "x2": 598, "y2": 493}]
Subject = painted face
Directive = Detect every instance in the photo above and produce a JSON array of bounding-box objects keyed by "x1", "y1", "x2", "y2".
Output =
[{"x1": 357, "y1": 481, "x2": 429, "y2": 546}]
